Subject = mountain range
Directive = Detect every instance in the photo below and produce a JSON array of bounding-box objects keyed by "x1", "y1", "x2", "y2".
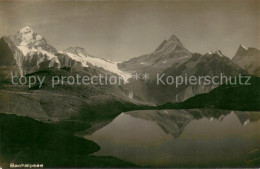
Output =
[
  {"x1": 120, "y1": 35, "x2": 249, "y2": 104},
  {"x1": 157, "y1": 76, "x2": 260, "y2": 111},
  {"x1": 0, "y1": 26, "x2": 259, "y2": 121},
  {"x1": 118, "y1": 35, "x2": 192, "y2": 76},
  {"x1": 125, "y1": 109, "x2": 260, "y2": 138},
  {"x1": 0, "y1": 26, "x2": 131, "y2": 80}
]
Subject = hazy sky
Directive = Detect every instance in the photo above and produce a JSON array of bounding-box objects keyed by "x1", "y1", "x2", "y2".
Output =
[{"x1": 0, "y1": 0, "x2": 259, "y2": 61}]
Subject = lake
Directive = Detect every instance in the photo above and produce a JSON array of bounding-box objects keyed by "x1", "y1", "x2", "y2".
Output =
[{"x1": 84, "y1": 109, "x2": 260, "y2": 167}]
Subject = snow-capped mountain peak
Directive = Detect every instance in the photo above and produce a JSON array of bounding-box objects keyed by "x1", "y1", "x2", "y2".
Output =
[
  {"x1": 240, "y1": 44, "x2": 248, "y2": 50},
  {"x1": 19, "y1": 26, "x2": 33, "y2": 36},
  {"x1": 62, "y1": 47, "x2": 132, "y2": 81},
  {"x1": 214, "y1": 50, "x2": 223, "y2": 57},
  {"x1": 206, "y1": 51, "x2": 213, "y2": 55},
  {"x1": 14, "y1": 26, "x2": 57, "y2": 56},
  {"x1": 18, "y1": 26, "x2": 46, "y2": 50},
  {"x1": 19, "y1": 26, "x2": 35, "y2": 47},
  {"x1": 4, "y1": 27, "x2": 132, "y2": 79},
  {"x1": 205, "y1": 50, "x2": 224, "y2": 57},
  {"x1": 19, "y1": 26, "x2": 33, "y2": 34},
  {"x1": 233, "y1": 44, "x2": 249, "y2": 61},
  {"x1": 4, "y1": 27, "x2": 61, "y2": 75}
]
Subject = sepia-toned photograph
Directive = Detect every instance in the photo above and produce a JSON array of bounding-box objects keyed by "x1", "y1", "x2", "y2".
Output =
[{"x1": 0, "y1": 0, "x2": 260, "y2": 168}]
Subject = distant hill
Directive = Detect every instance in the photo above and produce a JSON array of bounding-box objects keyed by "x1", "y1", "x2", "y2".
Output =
[{"x1": 157, "y1": 76, "x2": 260, "y2": 111}]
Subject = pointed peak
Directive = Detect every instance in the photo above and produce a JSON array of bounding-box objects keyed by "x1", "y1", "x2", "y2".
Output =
[
  {"x1": 13, "y1": 26, "x2": 56, "y2": 53},
  {"x1": 154, "y1": 34, "x2": 186, "y2": 53},
  {"x1": 234, "y1": 44, "x2": 249, "y2": 57},
  {"x1": 232, "y1": 44, "x2": 249, "y2": 60},
  {"x1": 168, "y1": 34, "x2": 181, "y2": 42}
]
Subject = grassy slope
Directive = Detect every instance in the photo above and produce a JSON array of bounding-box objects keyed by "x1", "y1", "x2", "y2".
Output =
[
  {"x1": 0, "y1": 67, "x2": 150, "y2": 122},
  {"x1": 157, "y1": 76, "x2": 260, "y2": 111}
]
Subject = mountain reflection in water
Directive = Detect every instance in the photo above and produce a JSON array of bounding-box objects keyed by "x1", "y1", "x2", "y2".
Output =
[{"x1": 84, "y1": 109, "x2": 260, "y2": 167}]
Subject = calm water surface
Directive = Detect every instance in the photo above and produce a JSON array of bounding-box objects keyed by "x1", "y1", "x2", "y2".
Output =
[{"x1": 84, "y1": 109, "x2": 260, "y2": 167}]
